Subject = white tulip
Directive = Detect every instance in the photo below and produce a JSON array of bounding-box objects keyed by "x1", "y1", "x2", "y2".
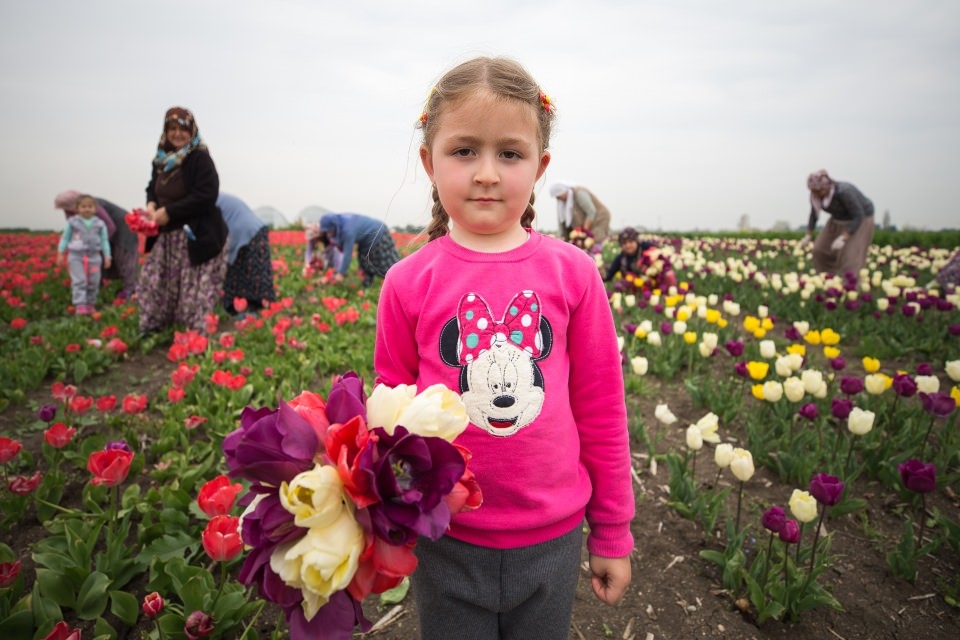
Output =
[
  {"x1": 686, "y1": 424, "x2": 704, "y2": 451},
  {"x1": 916, "y1": 375, "x2": 940, "y2": 394},
  {"x1": 630, "y1": 356, "x2": 648, "y2": 376},
  {"x1": 714, "y1": 443, "x2": 734, "y2": 468},
  {"x1": 783, "y1": 377, "x2": 806, "y2": 403},
  {"x1": 945, "y1": 360, "x2": 960, "y2": 383},
  {"x1": 762, "y1": 380, "x2": 784, "y2": 402},
  {"x1": 847, "y1": 407, "x2": 876, "y2": 436},
  {"x1": 730, "y1": 448, "x2": 755, "y2": 482},
  {"x1": 654, "y1": 404, "x2": 677, "y2": 425},
  {"x1": 760, "y1": 340, "x2": 777, "y2": 359}
]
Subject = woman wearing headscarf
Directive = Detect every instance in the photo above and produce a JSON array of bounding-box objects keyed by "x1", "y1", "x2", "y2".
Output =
[
  {"x1": 549, "y1": 182, "x2": 611, "y2": 244},
  {"x1": 317, "y1": 213, "x2": 400, "y2": 287},
  {"x1": 216, "y1": 192, "x2": 276, "y2": 316},
  {"x1": 137, "y1": 106, "x2": 228, "y2": 335},
  {"x1": 54, "y1": 190, "x2": 139, "y2": 298},
  {"x1": 801, "y1": 169, "x2": 875, "y2": 276}
]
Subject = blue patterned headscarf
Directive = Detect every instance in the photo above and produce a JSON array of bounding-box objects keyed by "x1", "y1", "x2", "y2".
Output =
[{"x1": 153, "y1": 106, "x2": 207, "y2": 173}]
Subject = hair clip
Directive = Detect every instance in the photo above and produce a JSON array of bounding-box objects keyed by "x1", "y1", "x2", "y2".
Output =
[
  {"x1": 419, "y1": 86, "x2": 436, "y2": 125},
  {"x1": 539, "y1": 91, "x2": 553, "y2": 113}
]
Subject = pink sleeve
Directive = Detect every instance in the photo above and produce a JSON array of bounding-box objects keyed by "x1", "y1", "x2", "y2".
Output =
[
  {"x1": 569, "y1": 268, "x2": 635, "y2": 558},
  {"x1": 374, "y1": 273, "x2": 420, "y2": 387}
]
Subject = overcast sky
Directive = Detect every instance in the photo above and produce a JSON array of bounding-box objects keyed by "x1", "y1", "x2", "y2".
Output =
[{"x1": 2, "y1": 0, "x2": 958, "y2": 233}]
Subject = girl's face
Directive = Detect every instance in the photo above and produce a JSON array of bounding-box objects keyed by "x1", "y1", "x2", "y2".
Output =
[
  {"x1": 166, "y1": 123, "x2": 193, "y2": 150},
  {"x1": 420, "y1": 92, "x2": 550, "y2": 250},
  {"x1": 621, "y1": 239, "x2": 639, "y2": 255},
  {"x1": 75, "y1": 199, "x2": 97, "y2": 219}
]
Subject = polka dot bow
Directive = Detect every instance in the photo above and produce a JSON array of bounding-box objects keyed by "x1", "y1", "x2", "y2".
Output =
[{"x1": 457, "y1": 291, "x2": 543, "y2": 364}]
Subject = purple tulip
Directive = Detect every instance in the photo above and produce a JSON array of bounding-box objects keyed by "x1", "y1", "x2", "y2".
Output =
[
  {"x1": 105, "y1": 440, "x2": 132, "y2": 452},
  {"x1": 38, "y1": 404, "x2": 57, "y2": 423},
  {"x1": 898, "y1": 459, "x2": 937, "y2": 493},
  {"x1": 798, "y1": 403, "x2": 819, "y2": 421},
  {"x1": 829, "y1": 357, "x2": 846, "y2": 371},
  {"x1": 734, "y1": 361, "x2": 749, "y2": 379},
  {"x1": 892, "y1": 373, "x2": 918, "y2": 398},
  {"x1": 935, "y1": 299, "x2": 952, "y2": 312},
  {"x1": 288, "y1": 591, "x2": 371, "y2": 640},
  {"x1": 831, "y1": 397, "x2": 854, "y2": 420},
  {"x1": 824, "y1": 300, "x2": 837, "y2": 312},
  {"x1": 950, "y1": 324, "x2": 960, "y2": 336},
  {"x1": 624, "y1": 323, "x2": 638, "y2": 335},
  {"x1": 784, "y1": 326, "x2": 801, "y2": 341},
  {"x1": 762, "y1": 506, "x2": 786, "y2": 533},
  {"x1": 779, "y1": 519, "x2": 801, "y2": 544},
  {"x1": 724, "y1": 340, "x2": 745, "y2": 357},
  {"x1": 920, "y1": 392, "x2": 956, "y2": 418},
  {"x1": 901, "y1": 304, "x2": 917, "y2": 318},
  {"x1": 916, "y1": 362, "x2": 933, "y2": 376},
  {"x1": 325, "y1": 372, "x2": 367, "y2": 425},
  {"x1": 660, "y1": 321, "x2": 673, "y2": 335},
  {"x1": 362, "y1": 426, "x2": 466, "y2": 545},
  {"x1": 809, "y1": 473, "x2": 845, "y2": 506},
  {"x1": 223, "y1": 401, "x2": 318, "y2": 487},
  {"x1": 845, "y1": 300, "x2": 861, "y2": 312},
  {"x1": 905, "y1": 291, "x2": 918, "y2": 302},
  {"x1": 184, "y1": 611, "x2": 215, "y2": 640},
  {"x1": 839, "y1": 376, "x2": 864, "y2": 396}
]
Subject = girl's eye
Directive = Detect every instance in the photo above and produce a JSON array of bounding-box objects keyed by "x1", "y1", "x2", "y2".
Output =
[
  {"x1": 453, "y1": 148, "x2": 474, "y2": 157},
  {"x1": 501, "y1": 150, "x2": 521, "y2": 160}
]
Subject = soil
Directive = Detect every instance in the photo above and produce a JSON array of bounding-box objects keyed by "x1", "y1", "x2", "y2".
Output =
[{"x1": 3, "y1": 344, "x2": 959, "y2": 640}]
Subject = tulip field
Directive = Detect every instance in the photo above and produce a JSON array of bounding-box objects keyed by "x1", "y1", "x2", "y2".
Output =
[{"x1": 1, "y1": 227, "x2": 960, "y2": 640}]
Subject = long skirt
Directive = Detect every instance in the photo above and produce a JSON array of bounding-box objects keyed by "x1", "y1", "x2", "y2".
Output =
[
  {"x1": 104, "y1": 243, "x2": 139, "y2": 296},
  {"x1": 223, "y1": 226, "x2": 276, "y2": 312},
  {"x1": 357, "y1": 231, "x2": 401, "y2": 285},
  {"x1": 137, "y1": 230, "x2": 228, "y2": 333},
  {"x1": 812, "y1": 216, "x2": 875, "y2": 277}
]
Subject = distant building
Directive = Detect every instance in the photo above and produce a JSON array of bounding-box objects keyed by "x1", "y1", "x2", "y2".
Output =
[
  {"x1": 253, "y1": 206, "x2": 289, "y2": 228},
  {"x1": 297, "y1": 205, "x2": 333, "y2": 225}
]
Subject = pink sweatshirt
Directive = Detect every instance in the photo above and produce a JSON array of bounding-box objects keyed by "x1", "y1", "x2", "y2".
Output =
[{"x1": 375, "y1": 231, "x2": 635, "y2": 558}]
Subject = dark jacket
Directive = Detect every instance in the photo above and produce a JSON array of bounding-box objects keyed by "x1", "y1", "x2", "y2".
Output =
[
  {"x1": 145, "y1": 149, "x2": 227, "y2": 266},
  {"x1": 808, "y1": 181, "x2": 874, "y2": 235}
]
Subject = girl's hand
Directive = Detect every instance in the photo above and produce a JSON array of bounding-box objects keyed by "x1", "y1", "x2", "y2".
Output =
[
  {"x1": 104, "y1": 257, "x2": 112, "y2": 269},
  {"x1": 146, "y1": 201, "x2": 157, "y2": 213},
  {"x1": 589, "y1": 554, "x2": 632, "y2": 605},
  {"x1": 333, "y1": 272, "x2": 345, "y2": 284}
]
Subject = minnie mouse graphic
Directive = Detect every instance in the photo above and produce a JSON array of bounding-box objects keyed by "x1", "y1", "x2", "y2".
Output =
[{"x1": 440, "y1": 291, "x2": 553, "y2": 437}]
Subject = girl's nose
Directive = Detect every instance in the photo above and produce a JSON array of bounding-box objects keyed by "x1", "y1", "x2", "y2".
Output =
[{"x1": 473, "y1": 156, "x2": 499, "y2": 184}]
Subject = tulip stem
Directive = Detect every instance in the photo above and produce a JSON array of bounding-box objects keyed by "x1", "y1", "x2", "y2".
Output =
[
  {"x1": 919, "y1": 416, "x2": 936, "y2": 460},
  {"x1": 807, "y1": 505, "x2": 827, "y2": 577},
  {"x1": 762, "y1": 532, "x2": 774, "y2": 593},
  {"x1": 782, "y1": 540, "x2": 791, "y2": 615},
  {"x1": 735, "y1": 481, "x2": 744, "y2": 532},
  {"x1": 917, "y1": 493, "x2": 927, "y2": 552},
  {"x1": 794, "y1": 526, "x2": 803, "y2": 565},
  {"x1": 843, "y1": 434, "x2": 855, "y2": 478},
  {"x1": 690, "y1": 450, "x2": 697, "y2": 485},
  {"x1": 211, "y1": 562, "x2": 228, "y2": 611}
]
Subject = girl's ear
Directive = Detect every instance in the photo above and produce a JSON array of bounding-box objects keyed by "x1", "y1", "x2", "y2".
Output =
[
  {"x1": 419, "y1": 144, "x2": 435, "y2": 181},
  {"x1": 536, "y1": 150, "x2": 551, "y2": 181}
]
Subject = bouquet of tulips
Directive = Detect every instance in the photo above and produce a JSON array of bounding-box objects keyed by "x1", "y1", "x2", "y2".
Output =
[
  {"x1": 222, "y1": 372, "x2": 481, "y2": 639},
  {"x1": 124, "y1": 208, "x2": 159, "y2": 236},
  {"x1": 567, "y1": 226, "x2": 597, "y2": 252}
]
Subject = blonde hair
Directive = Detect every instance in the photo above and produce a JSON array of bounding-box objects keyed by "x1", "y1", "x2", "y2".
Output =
[{"x1": 418, "y1": 57, "x2": 556, "y2": 241}]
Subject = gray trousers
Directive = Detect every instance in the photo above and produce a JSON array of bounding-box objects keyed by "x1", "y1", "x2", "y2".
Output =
[
  {"x1": 411, "y1": 525, "x2": 582, "y2": 640},
  {"x1": 68, "y1": 251, "x2": 102, "y2": 306}
]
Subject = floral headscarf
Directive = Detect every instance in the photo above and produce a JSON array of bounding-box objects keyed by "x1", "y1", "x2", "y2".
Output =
[
  {"x1": 153, "y1": 106, "x2": 207, "y2": 173},
  {"x1": 807, "y1": 169, "x2": 835, "y2": 214}
]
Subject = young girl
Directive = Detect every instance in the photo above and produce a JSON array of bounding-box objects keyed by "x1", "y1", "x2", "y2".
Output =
[
  {"x1": 374, "y1": 57, "x2": 635, "y2": 639},
  {"x1": 604, "y1": 226, "x2": 650, "y2": 281},
  {"x1": 57, "y1": 194, "x2": 112, "y2": 315}
]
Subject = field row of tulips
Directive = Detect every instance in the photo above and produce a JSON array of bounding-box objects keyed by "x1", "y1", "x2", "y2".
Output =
[{"x1": 0, "y1": 228, "x2": 958, "y2": 639}]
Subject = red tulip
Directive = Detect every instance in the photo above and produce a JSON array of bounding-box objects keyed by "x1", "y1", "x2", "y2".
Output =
[
  {"x1": 8, "y1": 472, "x2": 42, "y2": 496},
  {"x1": 44, "y1": 422, "x2": 77, "y2": 448},
  {"x1": 0, "y1": 436, "x2": 23, "y2": 464},
  {"x1": 184, "y1": 610, "x2": 215, "y2": 639},
  {"x1": 0, "y1": 559, "x2": 21, "y2": 587},
  {"x1": 68, "y1": 395, "x2": 93, "y2": 415},
  {"x1": 168, "y1": 385, "x2": 185, "y2": 403},
  {"x1": 41, "y1": 621, "x2": 81, "y2": 640},
  {"x1": 122, "y1": 394, "x2": 148, "y2": 414},
  {"x1": 233, "y1": 296, "x2": 248, "y2": 312},
  {"x1": 142, "y1": 591, "x2": 164, "y2": 617},
  {"x1": 87, "y1": 449, "x2": 134, "y2": 486},
  {"x1": 197, "y1": 475, "x2": 243, "y2": 517},
  {"x1": 10, "y1": 317, "x2": 26, "y2": 330},
  {"x1": 105, "y1": 338, "x2": 128, "y2": 355},
  {"x1": 201, "y1": 515, "x2": 242, "y2": 561},
  {"x1": 96, "y1": 395, "x2": 117, "y2": 412},
  {"x1": 184, "y1": 415, "x2": 207, "y2": 430}
]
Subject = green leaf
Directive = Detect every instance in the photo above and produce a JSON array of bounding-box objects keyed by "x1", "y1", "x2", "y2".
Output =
[
  {"x1": 75, "y1": 571, "x2": 112, "y2": 620},
  {"x1": 379, "y1": 577, "x2": 410, "y2": 605},
  {"x1": 35, "y1": 568, "x2": 78, "y2": 608},
  {"x1": 109, "y1": 590, "x2": 140, "y2": 626},
  {"x1": 93, "y1": 615, "x2": 117, "y2": 639},
  {"x1": 31, "y1": 581, "x2": 62, "y2": 633},
  {"x1": 0, "y1": 609, "x2": 35, "y2": 639}
]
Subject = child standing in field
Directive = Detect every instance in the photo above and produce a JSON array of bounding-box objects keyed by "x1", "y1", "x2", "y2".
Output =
[
  {"x1": 374, "y1": 57, "x2": 635, "y2": 640},
  {"x1": 57, "y1": 194, "x2": 112, "y2": 315}
]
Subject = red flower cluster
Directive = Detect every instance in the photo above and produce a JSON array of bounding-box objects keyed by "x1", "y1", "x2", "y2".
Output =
[{"x1": 125, "y1": 208, "x2": 159, "y2": 236}]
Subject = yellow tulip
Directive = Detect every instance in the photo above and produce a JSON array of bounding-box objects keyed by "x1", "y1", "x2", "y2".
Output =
[
  {"x1": 634, "y1": 326, "x2": 647, "y2": 339},
  {"x1": 683, "y1": 331, "x2": 697, "y2": 344},
  {"x1": 820, "y1": 328, "x2": 841, "y2": 345},
  {"x1": 717, "y1": 318, "x2": 728, "y2": 328},
  {"x1": 743, "y1": 316, "x2": 760, "y2": 333},
  {"x1": 753, "y1": 328, "x2": 767, "y2": 339},
  {"x1": 861, "y1": 357, "x2": 880, "y2": 373},
  {"x1": 751, "y1": 384, "x2": 765, "y2": 400},
  {"x1": 823, "y1": 346, "x2": 840, "y2": 359},
  {"x1": 804, "y1": 330, "x2": 821, "y2": 345},
  {"x1": 951, "y1": 385, "x2": 960, "y2": 407},
  {"x1": 786, "y1": 343, "x2": 806, "y2": 356},
  {"x1": 705, "y1": 309, "x2": 721, "y2": 324},
  {"x1": 746, "y1": 361, "x2": 769, "y2": 380}
]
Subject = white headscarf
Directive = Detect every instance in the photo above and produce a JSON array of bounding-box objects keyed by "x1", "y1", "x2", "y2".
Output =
[{"x1": 550, "y1": 182, "x2": 575, "y2": 228}]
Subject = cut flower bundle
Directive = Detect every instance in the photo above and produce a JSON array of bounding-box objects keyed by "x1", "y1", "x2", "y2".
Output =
[{"x1": 222, "y1": 372, "x2": 481, "y2": 639}]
